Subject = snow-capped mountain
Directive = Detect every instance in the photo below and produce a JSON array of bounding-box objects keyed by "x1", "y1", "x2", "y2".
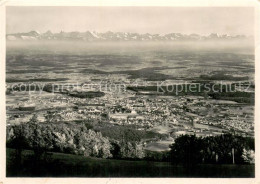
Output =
[
  {"x1": 7, "y1": 30, "x2": 41, "y2": 41},
  {"x1": 6, "y1": 30, "x2": 251, "y2": 41}
]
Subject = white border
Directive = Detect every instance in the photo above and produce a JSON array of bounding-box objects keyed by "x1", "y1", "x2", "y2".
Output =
[{"x1": 0, "y1": 0, "x2": 259, "y2": 184}]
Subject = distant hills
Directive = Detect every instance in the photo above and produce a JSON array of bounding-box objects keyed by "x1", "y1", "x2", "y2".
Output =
[{"x1": 6, "y1": 30, "x2": 252, "y2": 41}]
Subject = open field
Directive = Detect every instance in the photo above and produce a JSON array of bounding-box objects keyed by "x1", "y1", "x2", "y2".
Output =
[{"x1": 6, "y1": 148, "x2": 254, "y2": 177}]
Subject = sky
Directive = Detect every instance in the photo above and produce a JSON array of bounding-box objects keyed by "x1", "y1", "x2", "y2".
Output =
[{"x1": 6, "y1": 6, "x2": 254, "y2": 35}]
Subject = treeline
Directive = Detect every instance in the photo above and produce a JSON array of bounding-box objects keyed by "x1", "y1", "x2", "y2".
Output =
[
  {"x1": 200, "y1": 73, "x2": 249, "y2": 81},
  {"x1": 127, "y1": 84, "x2": 239, "y2": 95},
  {"x1": 68, "y1": 91, "x2": 105, "y2": 98},
  {"x1": 143, "y1": 134, "x2": 255, "y2": 165},
  {"x1": 208, "y1": 91, "x2": 254, "y2": 104},
  {"x1": 7, "y1": 122, "x2": 255, "y2": 165},
  {"x1": 6, "y1": 121, "x2": 147, "y2": 160},
  {"x1": 90, "y1": 121, "x2": 167, "y2": 142},
  {"x1": 7, "y1": 122, "x2": 112, "y2": 158},
  {"x1": 127, "y1": 84, "x2": 254, "y2": 104},
  {"x1": 169, "y1": 134, "x2": 254, "y2": 166},
  {"x1": 7, "y1": 83, "x2": 105, "y2": 99}
]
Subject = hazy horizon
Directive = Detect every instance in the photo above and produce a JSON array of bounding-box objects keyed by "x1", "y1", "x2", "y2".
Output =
[{"x1": 6, "y1": 7, "x2": 254, "y2": 36}]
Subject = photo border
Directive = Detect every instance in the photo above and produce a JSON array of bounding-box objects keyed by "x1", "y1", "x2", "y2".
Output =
[{"x1": 0, "y1": 0, "x2": 259, "y2": 183}]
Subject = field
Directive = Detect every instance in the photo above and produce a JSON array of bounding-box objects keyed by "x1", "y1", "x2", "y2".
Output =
[
  {"x1": 6, "y1": 41, "x2": 254, "y2": 84},
  {"x1": 6, "y1": 148, "x2": 254, "y2": 177}
]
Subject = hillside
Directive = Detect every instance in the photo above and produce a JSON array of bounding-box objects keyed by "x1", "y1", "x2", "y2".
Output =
[{"x1": 6, "y1": 148, "x2": 254, "y2": 177}]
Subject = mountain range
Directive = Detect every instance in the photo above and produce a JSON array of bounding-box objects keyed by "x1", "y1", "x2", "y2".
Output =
[{"x1": 6, "y1": 30, "x2": 252, "y2": 41}]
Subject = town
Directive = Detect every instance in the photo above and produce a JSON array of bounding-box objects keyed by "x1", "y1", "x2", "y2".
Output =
[{"x1": 6, "y1": 73, "x2": 254, "y2": 152}]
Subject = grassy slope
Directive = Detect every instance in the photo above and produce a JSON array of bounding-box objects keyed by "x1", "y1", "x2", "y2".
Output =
[{"x1": 6, "y1": 148, "x2": 254, "y2": 177}]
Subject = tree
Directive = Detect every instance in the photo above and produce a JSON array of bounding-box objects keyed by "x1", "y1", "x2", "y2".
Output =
[
  {"x1": 169, "y1": 135, "x2": 203, "y2": 166},
  {"x1": 7, "y1": 125, "x2": 29, "y2": 169},
  {"x1": 242, "y1": 149, "x2": 255, "y2": 164}
]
